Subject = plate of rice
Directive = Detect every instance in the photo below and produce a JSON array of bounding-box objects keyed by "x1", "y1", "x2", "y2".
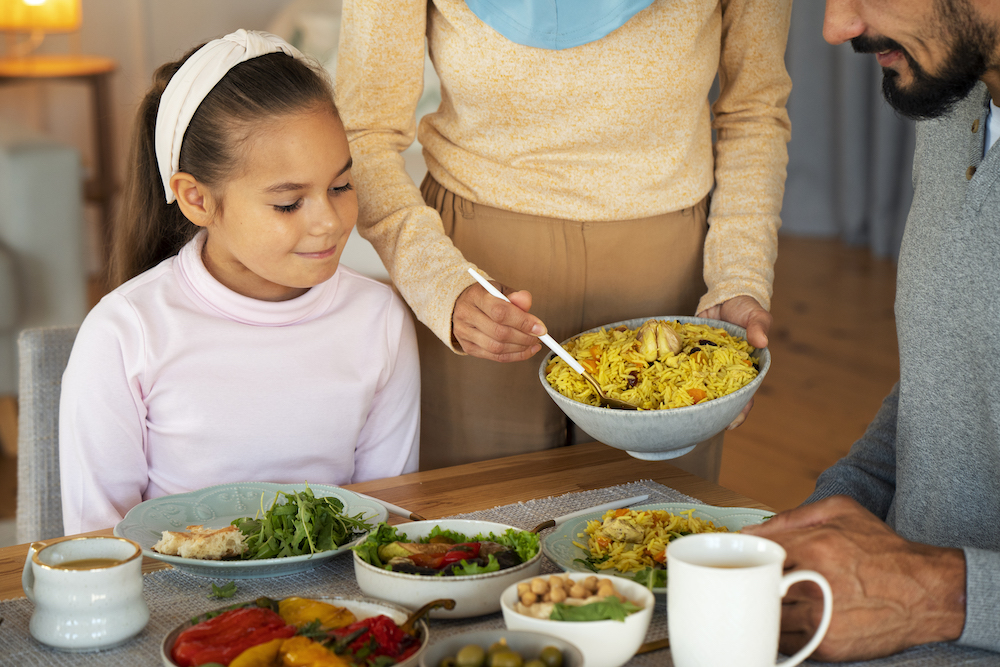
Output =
[
  {"x1": 541, "y1": 502, "x2": 774, "y2": 593},
  {"x1": 538, "y1": 316, "x2": 771, "y2": 459}
]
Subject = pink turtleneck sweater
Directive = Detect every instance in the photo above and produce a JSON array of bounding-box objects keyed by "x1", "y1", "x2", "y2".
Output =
[{"x1": 59, "y1": 233, "x2": 420, "y2": 534}]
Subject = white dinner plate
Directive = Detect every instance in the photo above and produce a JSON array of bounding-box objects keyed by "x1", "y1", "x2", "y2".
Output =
[
  {"x1": 114, "y1": 482, "x2": 387, "y2": 578},
  {"x1": 541, "y1": 502, "x2": 774, "y2": 593}
]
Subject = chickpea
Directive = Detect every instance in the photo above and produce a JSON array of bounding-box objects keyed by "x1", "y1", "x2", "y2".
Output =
[
  {"x1": 550, "y1": 586, "x2": 567, "y2": 603},
  {"x1": 582, "y1": 576, "x2": 599, "y2": 592},
  {"x1": 542, "y1": 591, "x2": 552, "y2": 603},
  {"x1": 597, "y1": 581, "x2": 616, "y2": 598},
  {"x1": 530, "y1": 577, "x2": 549, "y2": 595},
  {"x1": 549, "y1": 575, "x2": 565, "y2": 588},
  {"x1": 521, "y1": 591, "x2": 538, "y2": 606},
  {"x1": 517, "y1": 583, "x2": 531, "y2": 597},
  {"x1": 569, "y1": 583, "x2": 587, "y2": 599}
]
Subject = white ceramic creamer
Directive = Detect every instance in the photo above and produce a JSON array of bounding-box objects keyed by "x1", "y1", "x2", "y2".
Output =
[{"x1": 22, "y1": 536, "x2": 149, "y2": 650}]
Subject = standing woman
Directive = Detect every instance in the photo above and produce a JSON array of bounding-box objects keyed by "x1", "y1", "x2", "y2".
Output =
[{"x1": 336, "y1": 1, "x2": 791, "y2": 478}]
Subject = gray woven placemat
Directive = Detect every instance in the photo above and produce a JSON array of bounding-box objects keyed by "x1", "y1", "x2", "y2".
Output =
[{"x1": 0, "y1": 481, "x2": 994, "y2": 666}]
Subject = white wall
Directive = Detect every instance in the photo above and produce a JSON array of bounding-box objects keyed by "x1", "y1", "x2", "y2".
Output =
[
  {"x1": 0, "y1": 0, "x2": 442, "y2": 282},
  {"x1": 0, "y1": 0, "x2": 289, "y2": 271}
]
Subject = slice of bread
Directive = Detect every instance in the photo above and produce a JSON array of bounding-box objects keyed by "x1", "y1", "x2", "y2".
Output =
[{"x1": 151, "y1": 524, "x2": 247, "y2": 560}]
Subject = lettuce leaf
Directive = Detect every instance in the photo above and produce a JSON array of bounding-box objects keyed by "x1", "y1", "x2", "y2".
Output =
[{"x1": 449, "y1": 554, "x2": 501, "y2": 576}]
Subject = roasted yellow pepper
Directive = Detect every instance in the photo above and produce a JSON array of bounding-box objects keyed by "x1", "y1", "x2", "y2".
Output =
[
  {"x1": 280, "y1": 636, "x2": 351, "y2": 666},
  {"x1": 228, "y1": 637, "x2": 284, "y2": 667},
  {"x1": 278, "y1": 597, "x2": 356, "y2": 630}
]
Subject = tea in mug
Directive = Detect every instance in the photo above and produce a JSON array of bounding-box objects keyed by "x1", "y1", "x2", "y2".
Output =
[{"x1": 56, "y1": 558, "x2": 122, "y2": 570}]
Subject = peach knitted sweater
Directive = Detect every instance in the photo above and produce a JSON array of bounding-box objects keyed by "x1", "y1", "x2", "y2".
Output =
[{"x1": 336, "y1": 0, "x2": 792, "y2": 348}]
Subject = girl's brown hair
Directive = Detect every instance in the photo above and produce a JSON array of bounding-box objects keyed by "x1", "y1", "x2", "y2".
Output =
[{"x1": 107, "y1": 46, "x2": 335, "y2": 288}]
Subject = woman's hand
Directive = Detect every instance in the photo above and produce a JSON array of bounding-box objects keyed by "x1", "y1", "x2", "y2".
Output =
[
  {"x1": 697, "y1": 295, "x2": 772, "y2": 429},
  {"x1": 452, "y1": 280, "x2": 545, "y2": 362}
]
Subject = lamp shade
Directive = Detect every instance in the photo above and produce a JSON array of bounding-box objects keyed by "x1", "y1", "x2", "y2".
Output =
[{"x1": 0, "y1": 0, "x2": 81, "y2": 32}]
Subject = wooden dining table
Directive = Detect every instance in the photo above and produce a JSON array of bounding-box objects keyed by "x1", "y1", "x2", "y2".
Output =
[{"x1": 0, "y1": 441, "x2": 766, "y2": 601}]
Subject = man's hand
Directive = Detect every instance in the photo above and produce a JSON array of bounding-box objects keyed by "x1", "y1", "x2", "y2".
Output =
[
  {"x1": 697, "y1": 295, "x2": 772, "y2": 429},
  {"x1": 452, "y1": 280, "x2": 544, "y2": 362},
  {"x1": 742, "y1": 496, "x2": 966, "y2": 662}
]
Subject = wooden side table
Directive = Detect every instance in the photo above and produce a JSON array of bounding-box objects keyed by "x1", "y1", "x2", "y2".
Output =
[{"x1": 0, "y1": 54, "x2": 118, "y2": 266}]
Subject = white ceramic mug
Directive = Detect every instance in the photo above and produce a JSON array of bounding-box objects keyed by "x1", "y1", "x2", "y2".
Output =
[
  {"x1": 22, "y1": 536, "x2": 149, "y2": 651},
  {"x1": 667, "y1": 533, "x2": 832, "y2": 667}
]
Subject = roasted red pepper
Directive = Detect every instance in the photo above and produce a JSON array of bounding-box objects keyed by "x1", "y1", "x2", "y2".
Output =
[
  {"x1": 331, "y1": 615, "x2": 420, "y2": 662},
  {"x1": 171, "y1": 607, "x2": 297, "y2": 667},
  {"x1": 407, "y1": 542, "x2": 482, "y2": 570}
]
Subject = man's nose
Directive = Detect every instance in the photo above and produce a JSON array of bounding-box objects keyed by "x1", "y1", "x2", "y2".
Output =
[{"x1": 824, "y1": 0, "x2": 866, "y2": 45}]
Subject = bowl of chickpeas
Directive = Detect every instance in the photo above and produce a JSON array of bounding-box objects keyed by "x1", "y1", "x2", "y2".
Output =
[
  {"x1": 500, "y1": 574, "x2": 655, "y2": 667},
  {"x1": 419, "y1": 629, "x2": 583, "y2": 667}
]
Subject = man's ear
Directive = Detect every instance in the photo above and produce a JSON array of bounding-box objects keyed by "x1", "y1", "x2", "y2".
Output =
[{"x1": 170, "y1": 172, "x2": 214, "y2": 228}]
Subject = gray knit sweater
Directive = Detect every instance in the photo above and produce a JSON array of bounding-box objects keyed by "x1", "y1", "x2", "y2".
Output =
[{"x1": 807, "y1": 82, "x2": 1000, "y2": 652}]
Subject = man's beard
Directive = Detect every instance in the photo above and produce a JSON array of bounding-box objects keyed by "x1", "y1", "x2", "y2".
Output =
[{"x1": 851, "y1": 3, "x2": 995, "y2": 120}]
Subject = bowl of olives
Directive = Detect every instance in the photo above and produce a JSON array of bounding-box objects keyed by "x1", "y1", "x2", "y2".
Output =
[{"x1": 419, "y1": 629, "x2": 583, "y2": 667}]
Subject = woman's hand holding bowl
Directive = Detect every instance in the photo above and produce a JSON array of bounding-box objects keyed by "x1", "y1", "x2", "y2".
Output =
[{"x1": 697, "y1": 294, "x2": 772, "y2": 429}]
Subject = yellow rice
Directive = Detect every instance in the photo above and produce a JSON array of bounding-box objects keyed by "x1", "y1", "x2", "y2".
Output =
[
  {"x1": 545, "y1": 320, "x2": 758, "y2": 410},
  {"x1": 574, "y1": 508, "x2": 728, "y2": 574}
]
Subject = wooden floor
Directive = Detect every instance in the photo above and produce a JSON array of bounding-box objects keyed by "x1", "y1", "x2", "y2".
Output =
[
  {"x1": 0, "y1": 235, "x2": 900, "y2": 519},
  {"x1": 719, "y1": 236, "x2": 899, "y2": 510}
]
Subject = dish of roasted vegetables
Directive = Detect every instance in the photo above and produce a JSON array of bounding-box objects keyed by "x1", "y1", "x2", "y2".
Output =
[
  {"x1": 353, "y1": 523, "x2": 540, "y2": 576},
  {"x1": 160, "y1": 595, "x2": 427, "y2": 667}
]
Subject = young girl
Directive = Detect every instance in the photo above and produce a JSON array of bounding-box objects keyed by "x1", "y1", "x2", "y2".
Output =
[{"x1": 58, "y1": 30, "x2": 420, "y2": 534}]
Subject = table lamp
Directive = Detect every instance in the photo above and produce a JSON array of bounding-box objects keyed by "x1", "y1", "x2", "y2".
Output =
[{"x1": 0, "y1": 0, "x2": 81, "y2": 58}]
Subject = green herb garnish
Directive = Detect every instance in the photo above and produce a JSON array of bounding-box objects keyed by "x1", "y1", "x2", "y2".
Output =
[{"x1": 207, "y1": 581, "x2": 237, "y2": 599}]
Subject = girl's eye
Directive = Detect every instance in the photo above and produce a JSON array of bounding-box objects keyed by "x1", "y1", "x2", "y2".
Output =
[
  {"x1": 331, "y1": 182, "x2": 354, "y2": 195},
  {"x1": 274, "y1": 199, "x2": 303, "y2": 213}
]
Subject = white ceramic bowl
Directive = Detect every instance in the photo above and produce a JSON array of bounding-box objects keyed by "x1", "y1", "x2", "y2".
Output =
[
  {"x1": 353, "y1": 519, "x2": 544, "y2": 618},
  {"x1": 500, "y1": 573, "x2": 655, "y2": 667},
  {"x1": 160, "y1": 595, "x2": 429, "y2": 667},
  {"x1": 419, "y1": 629, "x2": 584, "y2": 667},
  {"x1": 538, "y1": 315, "x2": 770, "y2": 460}
]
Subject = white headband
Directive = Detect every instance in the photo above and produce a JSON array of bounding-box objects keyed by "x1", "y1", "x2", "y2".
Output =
[{"x1": 154, "y1": 29, "x2": 307, "y2": 204}]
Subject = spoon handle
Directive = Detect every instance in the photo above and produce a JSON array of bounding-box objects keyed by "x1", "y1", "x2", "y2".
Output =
[{"x1": 467, "y1": 269, "x2": 587, "y2": 375}]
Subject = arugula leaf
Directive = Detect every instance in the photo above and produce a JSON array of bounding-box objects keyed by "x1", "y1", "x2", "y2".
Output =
[
  {"x1": 232, "y1": 484, "x2": 373, "y2": 560},
  {"x1": 549, "y1": 596, "x2": 643, "y2": 622},
  {"x1": 207, "y1": 581, "x2": 237, "y2": 599}
]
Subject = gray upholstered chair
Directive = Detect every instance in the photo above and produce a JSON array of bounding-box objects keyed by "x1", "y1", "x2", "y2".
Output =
[{"x1": 16, "y1": 326, "x2": 78, "y2": 543}]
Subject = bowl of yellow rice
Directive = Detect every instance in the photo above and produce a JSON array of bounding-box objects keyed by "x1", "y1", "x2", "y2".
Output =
[{"x1": 538, "y1": 316, "x2": 770, "y2": 459}]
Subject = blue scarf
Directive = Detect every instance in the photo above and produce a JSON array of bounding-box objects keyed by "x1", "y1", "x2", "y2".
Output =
[{"x1": 465, "y1": 0, "x2": 656, "y2": 50}]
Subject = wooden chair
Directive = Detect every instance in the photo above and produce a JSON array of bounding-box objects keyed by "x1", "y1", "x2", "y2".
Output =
[{"x1": 16, "y1": 326, "x2": 78, "y2": 543}]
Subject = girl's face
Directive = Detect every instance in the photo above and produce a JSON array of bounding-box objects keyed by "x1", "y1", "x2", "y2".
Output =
[{"x1": 199, "y1": 105, "x2": 357, "y2": 301}]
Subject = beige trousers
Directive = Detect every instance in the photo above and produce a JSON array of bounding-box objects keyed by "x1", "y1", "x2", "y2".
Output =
[{"x1": 417, "y1": 175, "x2": 723, "y2": 481}]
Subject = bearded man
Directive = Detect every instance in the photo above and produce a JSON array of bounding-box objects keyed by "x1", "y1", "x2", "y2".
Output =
[{"x1": 744, "y1": 0, "x2": 1000, "y2": 661}]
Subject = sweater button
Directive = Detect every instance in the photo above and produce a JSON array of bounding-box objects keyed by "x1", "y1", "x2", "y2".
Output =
[
  {"x1": 973, "y1": 118, "x2": 980, "y2": 133},
  {"x1": 967, "y1": 165, "x2": 977, "y2": 180}
]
